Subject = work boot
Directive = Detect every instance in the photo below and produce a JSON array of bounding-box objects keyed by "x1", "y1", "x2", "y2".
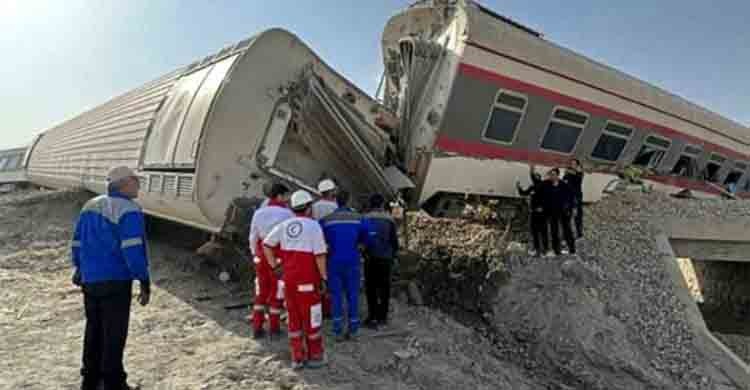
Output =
[
  {"x1": 561, "y1": 249, "x2": 569, "y2": 255},
  {"x1": 363, "y1": 317, "x2": 378, "y2": 330},
  {"x1": 253, "y1": 328, "x2": 266, "y2": 340},
  {"x1": 527, "y1": 249, "x2": 538, "y2": 257},
  {"x1": 334, "y1": 333, "x2": 347, "y2": 343}
]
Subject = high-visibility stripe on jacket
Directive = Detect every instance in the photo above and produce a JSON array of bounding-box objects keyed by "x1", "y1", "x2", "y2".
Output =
[{"x1": 71, "y1": 191, "x2": 150, "y2": 284}]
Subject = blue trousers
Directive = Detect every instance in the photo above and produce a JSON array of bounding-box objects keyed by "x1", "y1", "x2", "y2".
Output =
[{"x1": 328, "y1": 262, "x2": 360, "y2": 335}]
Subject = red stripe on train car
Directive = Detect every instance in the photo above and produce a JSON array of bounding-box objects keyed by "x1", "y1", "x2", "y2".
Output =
[
  {"x1": 458, "y1": 62, "x2": 749, "y2": 162},
  {"x1": 434, "y1": 135, "x2": 728, "y2": 196}
]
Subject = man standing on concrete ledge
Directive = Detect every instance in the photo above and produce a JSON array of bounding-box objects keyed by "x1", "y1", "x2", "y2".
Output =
[{"x1": 71, "y1": 166, "x2": 151, "y2": 390}]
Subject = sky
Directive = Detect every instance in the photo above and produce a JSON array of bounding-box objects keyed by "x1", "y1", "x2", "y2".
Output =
[{"x1": 0, "y1": 0, "x2": 748, "y2": 150}]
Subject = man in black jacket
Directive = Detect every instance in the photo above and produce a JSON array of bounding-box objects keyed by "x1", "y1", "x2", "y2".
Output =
[
  {"x1": 517, "y1": 165, "x2": 549, "y2": 257},
  {"x1": 362, "y1": 194, "x2": 399, "y2": 329},
  {"x1": 543, "y1": 168, "x2": 576, "y2": 256},
  {"x1": 563, "y1": 158, "x2": 585, "y2": 239}
]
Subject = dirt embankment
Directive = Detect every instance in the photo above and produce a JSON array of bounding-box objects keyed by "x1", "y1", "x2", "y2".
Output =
[
  {"x1": 3, "y1": 188, "x2": 750, "y2": 389},
  {"x1": 401, "y1": 190, "x2": 750, "y2": 389},
  {"x1": 0, "y1": 190, "x2": 541, "y2": 390}
]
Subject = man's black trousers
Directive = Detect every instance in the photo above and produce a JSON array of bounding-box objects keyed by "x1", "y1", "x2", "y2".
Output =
[
  {"x1": 574, "y1": 194, "x2": 584, "y2": 238},
  {"x1": 530, "y1": 211, "x2": 549, "y2": 253},
  {"x1": 548, "y1": 211, "x2": 576, "y2": 255},
  {"x1": 364, "y1": 257, "x2": 392, "y2": 322},
  {"x1": 81, "y1": 281, "x2": 132, "y2": 390}
]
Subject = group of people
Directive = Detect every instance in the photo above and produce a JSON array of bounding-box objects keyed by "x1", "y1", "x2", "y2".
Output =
[
  {"x1": 248, "y1": 179, "x2": 399, "y2": 369},
  {"x1": 69, "y1": 166, "x2": 399, "y2": 388},
  {"x1": 68, "y1": 159, "x2": 584, "y2": 388},
  {"x1": 516, "y1": 159, "x2": 585, "y2": 257}
]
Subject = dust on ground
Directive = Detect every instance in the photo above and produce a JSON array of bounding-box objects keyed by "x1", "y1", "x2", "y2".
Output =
[
  {"x1": 0, "y1": 189, "x2": 539, "y2": 390},
  {"x1": 3, "y1": 188, "x2": 750, "y2": 390}
]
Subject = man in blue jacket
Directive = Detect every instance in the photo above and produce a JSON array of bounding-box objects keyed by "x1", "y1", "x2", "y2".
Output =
[
  {"x1": 362, "y1": 194, "x2": 399, "y2": 329},
  {"x1": 319, "y1": 190, "x2": 367, "y2": 341},
  {"x1": 72, "y1": 166, "x2": 151, "y2": 390}
]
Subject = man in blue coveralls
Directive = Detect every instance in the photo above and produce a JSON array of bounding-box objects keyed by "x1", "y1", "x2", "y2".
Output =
[{"x1": 319, "y1": 190, "x2": 368, "y2": 341}]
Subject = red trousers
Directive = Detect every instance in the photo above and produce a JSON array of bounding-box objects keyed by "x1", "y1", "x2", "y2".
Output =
[
  {"x1": 285, "y1": 281, "x2": 324, "y2": 362},
  {"x1": 252, "y1": 257, "x2": 283, "y2": 332}
]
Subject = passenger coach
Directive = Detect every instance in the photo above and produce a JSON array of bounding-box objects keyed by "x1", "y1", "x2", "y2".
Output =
[{"x1": 380, "y1": 0, "x2": 750, "y2": 215}]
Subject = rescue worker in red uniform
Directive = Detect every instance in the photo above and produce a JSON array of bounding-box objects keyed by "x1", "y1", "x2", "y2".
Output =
[
  {"x1": 248, "y1": 183, "x2": 294, "y2": 339},
  {"x1": 263, "y1": 190, "x2": 329, "y2": 369}
]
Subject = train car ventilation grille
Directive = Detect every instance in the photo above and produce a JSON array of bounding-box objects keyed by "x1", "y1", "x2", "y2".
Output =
[
  {"x1": 177, "y1": 176, "x2": 194, "y2": 199},
  {"x1": 149, "y1": 175, "x2": 162, "y2": 193},
  {"x1": 163, "y1": 175, "x2": 177, "y2": 195}
]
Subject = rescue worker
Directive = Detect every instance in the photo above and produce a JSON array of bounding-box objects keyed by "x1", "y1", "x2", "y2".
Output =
[
  {"x1": 263, "y1": 190, "x2": 328, "y2": 369},
  {"x1": 311, "y1": 178, "x2": 338, "y2": 317},
  {"x1": 543, "y1": 168, "x2": 576, "y2": 256},
  {"x1": 362, "y1": 193, "x2": 399, "y2": 329},
  {"x1": 72, "y1": 166, "x2": 150, "y2": 390},
  {"x1": 320, "y1": 190, "x2": 368, "y2": 341},
  {"x1": 247, "y1": 183, "x2": 294, "y2": 339},
  {"x1": 516, "y1": 165, "x2": 550, "y2": 257},
  {"x1": 312, "y1": 179, "x2": 338, "y2": 220},
  {"x1": 563, "y1": 158, "x2": 585, "y2": 239}
]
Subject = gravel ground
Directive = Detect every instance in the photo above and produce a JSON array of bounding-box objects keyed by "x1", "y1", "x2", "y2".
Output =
[
  {"x1": 0, "y1": 189, "x2": 540, "y2": 390},
  {"x1": 3, "y1": 187, "x2": 750, "y2": 389},
  {"x1": 403, "y1": 189, "x2": 750, "y2": 389}
]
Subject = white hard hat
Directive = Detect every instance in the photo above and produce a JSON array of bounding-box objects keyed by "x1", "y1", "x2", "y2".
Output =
[
  {"x1": 290, "y1": 190, "x2": 314, "y2": 210},
  {"x1": 317, "y1": 179, "x2": 336, "y2": 193},
  {"x1": 107, "y1": 166, "x2": 137, "y2": 184}
]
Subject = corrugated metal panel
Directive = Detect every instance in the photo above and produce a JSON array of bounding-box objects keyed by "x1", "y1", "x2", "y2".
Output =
[
  {"x1": 27, "y1": 33, "x2": 259, "y2": 191},
  {"x1": 27, "y1": 69, "x2": 184, "y2": 188}
]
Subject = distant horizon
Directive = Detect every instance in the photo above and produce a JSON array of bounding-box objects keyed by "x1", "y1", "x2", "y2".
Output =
[{"x1": 1, "y1": 0, "x2": 748, "y2": 150}]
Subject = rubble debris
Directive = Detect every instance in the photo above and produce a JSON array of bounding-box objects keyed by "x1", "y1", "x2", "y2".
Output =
[{"x1": 402, "y1": 190, "x2": 750, "y2": 389}]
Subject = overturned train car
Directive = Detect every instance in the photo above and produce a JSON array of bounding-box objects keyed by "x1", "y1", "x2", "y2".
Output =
[
  {"x1": 26, "y1": 29, "x2": 407, "y2": 232},
  {"x1": 381, "y1": 0, "x2": 750, "y2": 215}
]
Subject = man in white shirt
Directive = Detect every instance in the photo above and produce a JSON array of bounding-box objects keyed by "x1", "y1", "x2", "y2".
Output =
[
  {"x1": 248, "y1": 183, "x2": 294, "y2": 339},
  {"x1": 311, "y1": 179, "x2": 338, "y2": 220}
]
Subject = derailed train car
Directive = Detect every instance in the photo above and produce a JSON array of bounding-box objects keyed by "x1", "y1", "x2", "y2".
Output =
[
  {"x1": 380, "y1": 0, "x2": 750, "y2": 215},
  {"x1": 26, "y1": 29, "x2": 407, "y2": 232},
  {"x1": 24, "y1": 1, "x2": 750, "y2": 226}
]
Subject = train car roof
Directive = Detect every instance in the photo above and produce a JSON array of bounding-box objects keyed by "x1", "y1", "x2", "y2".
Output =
[{"x1": 464, "y1": 1, "x2": 750, "y2": 145}]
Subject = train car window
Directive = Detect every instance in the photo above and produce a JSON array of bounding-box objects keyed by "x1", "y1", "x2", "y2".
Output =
[
  {"x1": 5, "y1": 155, "x2": 20, "y2": 170},
  {"x1": 590, "y1": 121, "x2": 633, "y2": 162},
  {"x1": 540, "y1": 107, "x2": 588, "y2": 154},
  {"x1": 632, "y1": 135, "x2": 671, "y2": 169},
  {"x1": 724, "y1": 170, "x2": 743, "y2": 187},
  {"x1": 671, "y1": 144, "x2": 702, "y2": 177},
  {"x1": 703, "y1": 153, "x2": 726, "y2": 182},
  {"x1": 0, "y1": 158, "x2": 7, "y2": 171},
  {"x1": 482, "y1": 90, "x2": 527, "y2": 144}
]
